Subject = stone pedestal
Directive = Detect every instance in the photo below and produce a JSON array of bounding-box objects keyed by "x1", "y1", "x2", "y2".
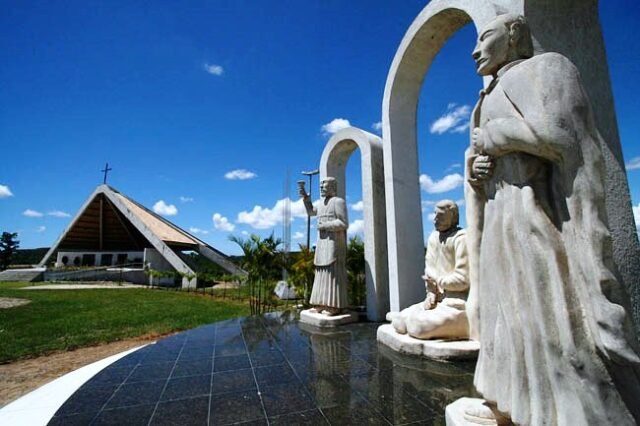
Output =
[
  {"x1": 377, "y1": 324, "x2": 479, "y2": 361},
  {"x1": 299, "y1": 309, "x2": 358, "y2": 328}
]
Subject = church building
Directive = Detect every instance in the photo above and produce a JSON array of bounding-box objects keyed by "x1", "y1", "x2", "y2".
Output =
[{"x1": 37, "y1": 184, "x2": 244, "y2": 288}]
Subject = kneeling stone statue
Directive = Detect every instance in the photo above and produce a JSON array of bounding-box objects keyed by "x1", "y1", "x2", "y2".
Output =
[{"x1": 390, "y1": 200, "x2": 470, "y2": 340}]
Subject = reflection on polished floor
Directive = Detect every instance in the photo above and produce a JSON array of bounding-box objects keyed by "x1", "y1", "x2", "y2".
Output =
[{"x1": 49, "y1": 312, "x2": 475, "y2": 425}]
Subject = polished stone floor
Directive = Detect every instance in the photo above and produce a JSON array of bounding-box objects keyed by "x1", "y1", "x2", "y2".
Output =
[{"x1": 49, "y1": 312, "x2": 475, "y2": 425}]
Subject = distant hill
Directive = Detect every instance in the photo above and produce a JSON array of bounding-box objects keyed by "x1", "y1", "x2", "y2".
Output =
[
  {"x1": 7, "y1": 250, "x2": 300, "y2": 268},
  {"x1": 10, "y1": 248, "x2": 49, "y2": 267}
]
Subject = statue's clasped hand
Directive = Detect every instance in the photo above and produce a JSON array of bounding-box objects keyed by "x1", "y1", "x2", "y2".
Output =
[
  {"x1": 472, "y1": 127, "x2": 485, "y2": 152},
  {"x1": 471, "y1": 154, "x2": 495, "y2": 181},
  {"x1": 422, "y1": 274, "x2": 444, "y2": 310}
]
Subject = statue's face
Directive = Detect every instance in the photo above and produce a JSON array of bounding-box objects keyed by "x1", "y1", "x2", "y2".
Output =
[
  {"x1": 320, "y1": 180, "x2": 335, "y2": 198},
  {"x1": 433, "y1": 207, "x2": 454, "y2": 232},
  {"x1": 472, "y1": 18, "x2": 511, "y2": 77}
]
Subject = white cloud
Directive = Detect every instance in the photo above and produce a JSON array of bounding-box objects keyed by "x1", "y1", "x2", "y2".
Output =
[
  {"x1": 348, "y1": 219, "x2": 364, "y2": 236},
  {"x1": 189, "y1": 227, "x2": 209, "y2": 235},
  {"x1": 213, "y1": 213, "x2": 235, "y2": 232},
  {"x1": 446, "y1": 163, "x2": 462, "y2": 172},
  {"x1": 290, "y1": 198, "x2": 312, "y2": 218},
  {"x1": 237, "y1": 206, "x2": 282, "y2": 230},
  {"x1": 427, "y1": 213, "x2": 436, "y2": 222},
  {"x1": 36, "y1": 225, "x2": 46, "y2": 233},
  {"x1": 241, "y1": 230, "x2": 249, "y2": 236},
  {"x1": 180, "y1": 196, "x2": 194, "y2": 203},
  {"x1": 633, "y1": 203, "x2": 640, "y2": 230},
  {"x1": 430, "y1": 104, "x2": 471, "y2": 134},
  {"x1": 293, "y1": 231, "x2": 304, "y2": 240},
  {"x1": 47, "y1": 210, "x2": 71, "y2": 218},
  {"x1": 153, "y1": 200, "x2": 178, "y2": 216},
  {"x1": 422, "y1": 198, "x2": 465, "y2": 212},
  {"x1": 237, "y1": 197, "x2": 311, "y2": 230},
  {"x1": 204, "y1": 63, "x2": 224, "y2": 76},
  {"x1": 350, "y1": 200, "x2": 364, "y2": 211},
  {"x1": 372, "y1": 121, "x2": 382, "y2": 131},
  {"x1": 421, "y1": 200, "x2": 436, "y2": 212},
  {"x1": 419, "y1": 173, "x2": 464, "y2": 194},
  {"x1": 0, "y1": 184, "x2": 13, "y2": 198},
  {"x1": 23, "y1": 209, "x2": 44, "y2": 218},
  {"x1": 224, "y1": 169, "x2": 257, "y2": 180},
  {"x1": 321, "y1": 118, "x2": 351, "y2": 135},
  {"x1": 626, "y1": 157, "x2": 640, "y2": 171}
]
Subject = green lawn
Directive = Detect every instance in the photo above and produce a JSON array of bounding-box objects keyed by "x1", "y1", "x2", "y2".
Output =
[{"x1": 0, "y1": 282, "x2": 250, "y2": 363}]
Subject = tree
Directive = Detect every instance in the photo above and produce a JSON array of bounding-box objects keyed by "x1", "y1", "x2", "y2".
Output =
[
  {"x1": 0, "y1": 232, "x2": 20, "y2": 270},
  {"x1": 346, "y1": 235, "x2": 366, "y2": 306},
  {"x1": 288, "y1": 244, "x2": 315, "y2": 303},
  {"x1": 229, "y1": 233, "x2": 283, "y2": 282},
  {"x1": 229, "y1": 233, "x2": 284, "y2": 314}
]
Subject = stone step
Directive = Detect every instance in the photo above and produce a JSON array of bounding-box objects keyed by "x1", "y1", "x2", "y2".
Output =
[{"x1": 0, "y1": 268, "x2": 45, "y2": 282}]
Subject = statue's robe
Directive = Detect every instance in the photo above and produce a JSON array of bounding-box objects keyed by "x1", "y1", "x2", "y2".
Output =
[
  {"x1": 425, "y1": 227, "x2": 469, "y2": 299},
  {"x1": 465, "y1": 52, "x2": 640, "y2": 425},
  {"x1": 310, "y1": 196, "x2": 348, "y2": 308}
]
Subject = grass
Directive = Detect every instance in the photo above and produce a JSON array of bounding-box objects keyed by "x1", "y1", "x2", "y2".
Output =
[{"x1": 0, "y1": 281, "x2": 250, "y2": 363}]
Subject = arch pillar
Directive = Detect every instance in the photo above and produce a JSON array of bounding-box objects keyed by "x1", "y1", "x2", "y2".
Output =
[
  {"x1": 319, "y1": 127, "x2": 389, "y2": 321},
  {"x1": 382, "y1": 0, "x2": 511, "y2": 312}
]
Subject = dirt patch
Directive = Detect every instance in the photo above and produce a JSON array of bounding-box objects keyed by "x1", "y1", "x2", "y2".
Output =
[
  {"x1": 0, "y1": 334, "x2": 171, "y2": 408},
  {"x1": 0, "y1": 297, "x2": 31, "y2": 309}
]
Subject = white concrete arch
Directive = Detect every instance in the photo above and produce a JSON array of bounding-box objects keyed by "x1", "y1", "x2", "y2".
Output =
[
  {"x1": 319, "y1": 127, "x2": 389, "y2": 321},
  {"x1": 381, "y1": 0, "x2": 514, "y2": 312}
]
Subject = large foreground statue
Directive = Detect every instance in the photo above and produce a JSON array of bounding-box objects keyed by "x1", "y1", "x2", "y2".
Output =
[
  {"x1": 300, "y1": 177, "x2": 349, "y2": 316},
  {"x1": 391, "y1": 200, "x2": 471, "y2": 340},
  {"x1": 462, "y1": 14, "x2": 640, "y2": 425}
]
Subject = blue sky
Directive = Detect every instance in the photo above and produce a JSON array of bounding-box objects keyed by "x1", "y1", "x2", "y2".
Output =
[{"x1": 1, "y1": 1, "x2": 639, "y2": 256}]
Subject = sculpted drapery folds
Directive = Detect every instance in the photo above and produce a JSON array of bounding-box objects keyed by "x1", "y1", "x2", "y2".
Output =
[
  {"x1": 465, "y1": 14, "x2": 640, "y2": 426},
  {"x1": 300, "y1": 177, "x2": 349, "y2": 315}
]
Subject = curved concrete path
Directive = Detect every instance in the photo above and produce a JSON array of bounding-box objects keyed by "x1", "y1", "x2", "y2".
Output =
[{"x1": 0, "y1": 345, "x2": 148, "y2": 426}]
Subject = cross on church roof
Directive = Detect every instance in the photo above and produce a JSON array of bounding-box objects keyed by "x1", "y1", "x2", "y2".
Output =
[{"x1": 101, "y1": 162, "x2": 112, "y2": 184}]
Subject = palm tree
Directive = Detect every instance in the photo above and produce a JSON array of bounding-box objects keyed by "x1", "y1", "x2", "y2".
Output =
[
  {"x1": 229, "y1": 233, "x2": 283, "y2": 314},
  {"x1": 289, "y1": 244, "x2": 315, "y2": 304}
]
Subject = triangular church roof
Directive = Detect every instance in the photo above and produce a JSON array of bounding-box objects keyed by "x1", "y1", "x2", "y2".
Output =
[{"x1": 39, "y1": 185, "x2": 245, "y2": 280}]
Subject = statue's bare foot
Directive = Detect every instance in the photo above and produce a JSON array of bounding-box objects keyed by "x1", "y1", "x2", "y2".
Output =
[
  {"x1": 464, "y1": 401, "x2": 511, "y2": 425},
  {"x1": 309, "y1": 307, "x2": 320, "y2": 314},
  {"x1": 392, "y1": 316, "x2": 407, "y2": 334}
]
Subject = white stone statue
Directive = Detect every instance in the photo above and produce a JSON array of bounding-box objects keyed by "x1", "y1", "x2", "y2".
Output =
[
  {"x1": 459, "y1": 13, "x2": 640, "y2": 426},
  {"x1": 299, "y1": 177, "x2": 348, "y2": 316},
  {"x1": 390, "y1": 200, "x2": 470, "y2": 340}
]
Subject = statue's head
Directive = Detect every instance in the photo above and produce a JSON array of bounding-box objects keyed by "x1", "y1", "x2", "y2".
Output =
[
  {"x1": 433, "y1": 200, "x2": 459, "y2": 232},
  {"x1": 472, "y1": 14, "x2": 533, "y2": 77},
  {"x1": 320, "y1": 177, "x2": 337, "y2": 198}
]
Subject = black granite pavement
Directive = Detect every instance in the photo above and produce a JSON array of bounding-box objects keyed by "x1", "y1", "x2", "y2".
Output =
[{"x1": 49, "y1": 312, "x2": 475, "y2": 425}]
